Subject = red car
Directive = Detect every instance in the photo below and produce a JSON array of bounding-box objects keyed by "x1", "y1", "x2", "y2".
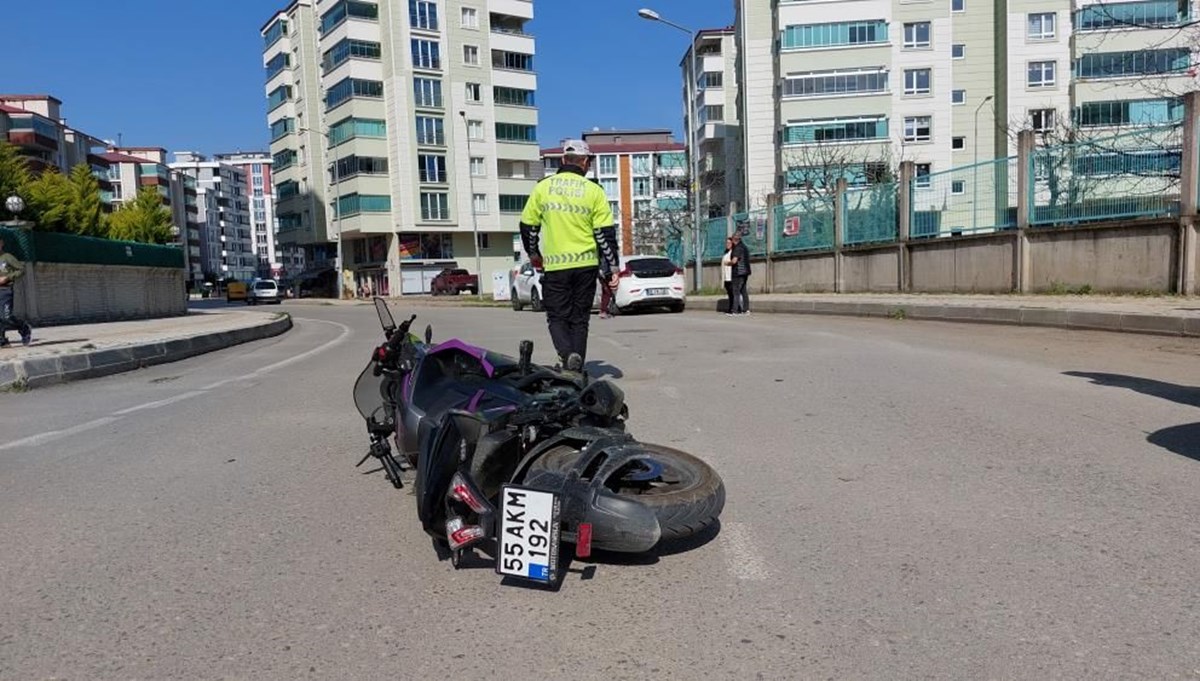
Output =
[{"x1": 430, "y1": 268, "x2": 479, "y2": 295}]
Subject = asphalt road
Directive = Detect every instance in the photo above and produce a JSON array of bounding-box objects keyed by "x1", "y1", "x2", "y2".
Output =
[{"x1": 3, "y1": 302, "x2": 1200, "y2": 680}]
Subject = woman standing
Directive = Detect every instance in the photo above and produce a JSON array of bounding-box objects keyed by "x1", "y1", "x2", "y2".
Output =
[{"x1": 721, "y1": 237, "x2": 735, "y2": 316}]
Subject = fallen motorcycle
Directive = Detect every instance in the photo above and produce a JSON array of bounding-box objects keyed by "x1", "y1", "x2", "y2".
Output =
[{"x1": 352, "y1": 298, "x2": 725, "y2": 585}]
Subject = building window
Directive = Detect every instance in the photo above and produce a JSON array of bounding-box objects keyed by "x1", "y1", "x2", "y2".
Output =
[
  {"x1": 420, "y1": 192, "x2": 450, "y2": 220},
  {"x1": 1074, "y1": 98, "x2": 1184, "y2": 127},
  {"x1": 780, "y1": 20, "x2": 889, "y2": 50},
  {"x1": 598, "y1": 155, "x2": 618, "y2": 175},
  {"x1": 1075, "y1": 48, "x2": 1190, "y2": 79},
  {"x1": 476, "y1": 233, "x2": 490, "y2": 249},
  {"x1": 270, "y1": 118, "x2": 296, "y2": 142},
  {"x1": 498, "y1": 195, "x2": 527, "y2": 213},
  {"x1": 470, "y1": 156, "x2": 486, "y2": 176},
  {"x1": 267, "y1": 85, "x2": 293, "y2": 111},
  {"x1": 903, "y1": 116, "x2": 932, "y2": 142},
  {"x1": 333, "y1": 155, "x2": 389, "y2": 180},
  {"x1": 495, "y1": 123, "x2": 536, "y2": 141},
  {"x1": 468, "y1": 119, "x2": 484, "y2": 140},
  {"x1": 782, "y1": 68, "x2": 888, "y2": 98},
  {"x1": 1075, "y1": 1, "x2": 1187, "y2": 31},
  {"x1": 461, "y1": 7, "x2": 478, "y2": 28},
  {"x1": 266, "y1": 53, "x2": 291, "y2": 80},
  {"x1": 630, "y1": 154, "x2": 652, "y2": 175},
  {"x1": 952, "y1": 89, "x2": 966, "y2": 105},
  {"x1": 320, "y1": 1, "x2": 379, "y2": 35},
  {"x1": 699, "y1": 72, "x2": 724, "y2": 88},
  {"x1": 951, "y1": 180, "x2": 966, "y2": 194},
  {"x1": 700, "y1": 105, "x2": 724, "y2": 122},
  {"x1": 952, "y1": 136, "x2": 966, "y2": 150},
  {"x1": 915, "y1": 163, "x2": 932, "y2": 188},
  {"x1": 1030, "y1": 108, "x2": 1055, "y2": 132},
  {"x1": 609, "y1": 201, "x2": 621, "y2": 219},
  {"x1": 952, "y1": 44, "x2": 966, "y2": 59},
  {"x1": 1027, "y1": 61, "x2": 1056, "y2": 88},
  {"x1": 412, "y1": 77, "x2": 443, "y2": 108},
  {"x1": 465, "y1": 82, "x2": 482, "y2": 102},
  {"x1": 326, "y1": 78, "x2": 383, "y2": 108},
  {"x1": 599, "y1": 177, "x2": 618, "y2": 198},
  {"x1": 493, "y1": 50, "x2": 534, "y2": 71},
  {"x1": 417, "y1": 154, "x2": 447, "y2": 183},
  {"x1": 784, "y1": 116, "x2": 889, "y2": 144},
  {"x1": 322, "y1": 39, "x2": 382, "y2": 72},
  {"x1": 264, "y1": 18, "x2": 288, "y2": 48},
  {"x1": 336, "y1": 193, "x2": 391, "y2": 217},
  {"x1": 329, "y1": 117, "x2": 387, "y2": 145},
  {"x1": 903, "y1": 22, "x2": 931, "y2": 48},
  {"x1": 493, "y1": 86, "x2": 535, "y2": 107},
  {"x1": 415, "y1": 116, "x2": 445, "y2": 145},
  {"x1": 473, "y1": 193, "x2": 488, "y2": 213},
  {"x1": 952, "y1": 0, "x2": 964, "y2": 11},
  {"x1": 632, "y1": 177, "x2": 652, "y2": 196},
  {"x1": 463, "y1": 44, "x2": 479, "y2": 65},
  {"x1": 411, "y1": 39, "x2": 441, "y2": 70},
  {"x1": 1027, "y1": 12, "x2": 1056, "y2": 40},
  {"x1": 410, "y1": 0, "x2": 439, "y2": 30},
  {"x1": 904, "y1": 69, "x2": 931, "y2": 95}
]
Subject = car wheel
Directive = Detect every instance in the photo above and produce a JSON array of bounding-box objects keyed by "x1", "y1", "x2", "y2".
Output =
[
  {"x1": 670, "y1": 303, "x2": 685, "y2": 313},
  {"x1": 511, "y1": 289, "x2": 523, "y2": 311},
  {"x1": 530, "y1": 288, "x2": 543, "y2": 312}
]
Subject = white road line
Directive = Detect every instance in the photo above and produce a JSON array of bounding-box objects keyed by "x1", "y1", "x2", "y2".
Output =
[
  {"x1": 0, "y1": 318, "x2": 352, "y2": 452},
  {"x1": 720, "y1": 521, "x2": 771, "y2": 581}
]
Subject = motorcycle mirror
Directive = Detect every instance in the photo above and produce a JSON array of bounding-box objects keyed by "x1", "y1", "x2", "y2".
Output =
[
  {"x1": 374, "y1": 297, "x2": 395, "y2": 332},
  {"x1": 424, "y1": 324, "x2": 433, "y2": 345}
]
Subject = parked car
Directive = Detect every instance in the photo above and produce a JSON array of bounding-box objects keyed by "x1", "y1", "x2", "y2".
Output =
[
  {"x1": 509, "y1": 260, "x2": 601, "y2": 312},
  {"x1": 247, "y1": 278, "x2": 282, "y2": 305},
  {"x1": 613, "y1": 255, "x2": 686, "y2": 314},
  {"x1": 430, "y1": 268, "x2": 479, "y2": 295},
  {"x1": 225, "y1": 281, "x2": 247, "y2": 304}
]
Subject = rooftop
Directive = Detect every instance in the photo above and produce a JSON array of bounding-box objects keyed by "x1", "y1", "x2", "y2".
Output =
[
  {"x1": 100, "y1": 151, "x2": 157, "y2": 165},
  {"x1": 541, "y1": 142, "x2": 687, "y2": 155}
]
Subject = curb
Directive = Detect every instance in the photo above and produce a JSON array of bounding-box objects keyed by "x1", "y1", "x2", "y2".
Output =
[
  {"x1": 702, "y1": 299, "x2": 1200, "y2": 338},
  {"x1": 0, "y1": 314, "x2": 294, "y2": 391}
]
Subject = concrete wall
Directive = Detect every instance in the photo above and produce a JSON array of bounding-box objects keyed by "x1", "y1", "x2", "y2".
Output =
[
  {"x1": 1027, "y1": 222, "x2": 1177, "y2": 293},
  {"x1": 770, "y1": 253, "x2": 836, "y2": 293},
  {"x1": 909, "y1": 234, "x2": 1015, "y2": 293},
  {"x1": 15, "y1": 263, "x2": 187, "y2": 326},
  {"x1": 842, "y1": 247, "x2": 900, "y2": 292}
]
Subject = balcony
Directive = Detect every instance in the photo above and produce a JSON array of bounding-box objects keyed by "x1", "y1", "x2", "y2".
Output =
[{"x1": 488, "y1": 0, "x2": 533, "y2": 20}]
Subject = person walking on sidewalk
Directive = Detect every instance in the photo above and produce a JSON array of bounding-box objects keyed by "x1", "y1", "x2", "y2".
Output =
[
  {"x1": 729, "y1": 232, "x2": 752, "y2": 315},
  {"x1": 519, "y1": 139, "x2": 620, "y2": 370},
  {"x1": 721, "y1": 237, "x2": 735, "y2": 316},
  {"x1": 0, "y1": 236, "x2": 33, "y2": 347}
]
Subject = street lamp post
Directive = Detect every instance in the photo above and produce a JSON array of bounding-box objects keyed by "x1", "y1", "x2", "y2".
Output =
[
  {"x1": 459, "y1": 111, "x2": 484, "y2": 299},
  {"x1": 638, "y1": 8, "x2": 703, "y2": 292},
  {"x1": 4, "y1": 195, "x2": 25, "y2": 225},
  {"x1": 973, "y1": 95, "x2": 995, "y2": 233}
]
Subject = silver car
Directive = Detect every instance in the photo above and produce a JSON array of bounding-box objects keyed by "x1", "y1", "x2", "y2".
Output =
[{"x1": 247, "y1": 279, "x2": 281, "y2": 305}]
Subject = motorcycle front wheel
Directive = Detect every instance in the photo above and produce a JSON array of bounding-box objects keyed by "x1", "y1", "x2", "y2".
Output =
[{"x1": 528, "y1": 443, "x2": 725, "y2": 541}]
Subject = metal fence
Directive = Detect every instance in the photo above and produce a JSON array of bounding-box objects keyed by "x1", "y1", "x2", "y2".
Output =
[
  {"x1": 732, "y1": 210, "x2": 769, "y2": 258},
  {"x1": 773, "y1": 197, "x2": 835, "y2": 253},
  {"x1": 912, "y1": 157, "x2": 1018, "y2": 238},
  {"x1": 843, "y1": 183, "x2": 898, "y2": 246},
  {"x1": 1029, "y1": 124, "x2": 1182, "y2": 226}
]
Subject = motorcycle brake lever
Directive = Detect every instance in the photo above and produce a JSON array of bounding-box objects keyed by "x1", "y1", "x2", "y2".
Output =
[{"x1": 355, "y1": 451, "x2": 372, "y2": 468}]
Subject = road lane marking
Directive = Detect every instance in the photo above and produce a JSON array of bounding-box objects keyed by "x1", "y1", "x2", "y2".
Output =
[
  {"x1": 0, "y1": 319, "x2": 351, "y2": 452},
  {"x1": 720, "y1": 521, "x2": 770, "y2": 581}
]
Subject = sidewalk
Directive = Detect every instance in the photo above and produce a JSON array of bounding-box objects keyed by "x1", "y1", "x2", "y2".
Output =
[
  {"x1": 0, "y1": 307, "x2": 292, "y2": 390},
  {"x1": 691, "y1": 292, "x2": 1200, "y2": 337}
]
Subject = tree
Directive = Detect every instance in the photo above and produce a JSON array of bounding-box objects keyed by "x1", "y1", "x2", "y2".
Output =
[
  {"x1": 24, "y1": 168, "x2": 72, "y2": 231},
  {"x1": 63, "y1": 164, "x2": 107, "y2": 237},
  {"x1": 108, "y1": 187, "x2": 173, "y2": 244},
  {"x1": 0, "y1": 141, "x2": 31, "y2": 217}
]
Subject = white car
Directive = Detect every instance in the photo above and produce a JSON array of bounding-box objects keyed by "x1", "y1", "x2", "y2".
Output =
[
  {"x1": 613, "y1": 255, "x2": 686, "y2": 314},
  {"x1": 247, "y1": 278, "x2": 282, "y2": 305},
  {"x1": 509, "y1": 260, "x2": 601, "y2": 312}
]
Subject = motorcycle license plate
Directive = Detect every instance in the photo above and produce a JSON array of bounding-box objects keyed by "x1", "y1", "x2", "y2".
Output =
[
  {"x1": 496, "y1": 485, "x2": 561, "y2": 583},
  {"x1": 647, "y1": 288, "x2": 669, "y2": 296}
]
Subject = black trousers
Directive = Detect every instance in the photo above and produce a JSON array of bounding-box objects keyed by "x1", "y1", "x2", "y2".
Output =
[
  {"x1": 0, "y1": 287, "x2": 30, "y2": 340},
  {"x1": 541, "y1": 266, "x2": 598, "y2": 363},
  {"x1": 731, "y1": 275, "x2": 750, "y2": 314},
  {"x1": 724, "y1": 280, "x2": 735, "y2": 313}
]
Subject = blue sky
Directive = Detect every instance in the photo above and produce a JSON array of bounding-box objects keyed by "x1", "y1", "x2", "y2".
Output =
[{"x1": 3, "y1": 0, "x2": 732, "y2": 155}]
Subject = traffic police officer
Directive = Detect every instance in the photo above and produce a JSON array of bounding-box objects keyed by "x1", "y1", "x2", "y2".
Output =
[{"x1": 519, "y1": 139, "x2": 620, "y2": 371}]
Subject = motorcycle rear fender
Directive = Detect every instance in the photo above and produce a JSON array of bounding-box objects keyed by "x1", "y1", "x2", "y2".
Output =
[{"x1": 521, "y1": 468, "x2": 661, "y2": 553}]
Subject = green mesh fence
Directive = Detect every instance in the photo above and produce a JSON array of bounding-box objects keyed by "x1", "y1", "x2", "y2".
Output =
[
  {"x1": 843, "y1": 184, "x2": 898, "y2": 245},
  {"x1": 0, "y1": 227, "x2": 184, "y2": 268},
  {"x1": 732, "y1": 210, "x2": 769, "y2": 258},
  {"x1": 702, "y1": 216, "x2": 728, "y2": 262},
  {"x1": 1030, "y1": 125, "x2": 1182, "y2": 226},
  {"x1": 912, "y1": 157, "x2": 1019, "y2": 238},
  {"x1": 773, "y1": 198, "x2": 835, "y2": 253}
]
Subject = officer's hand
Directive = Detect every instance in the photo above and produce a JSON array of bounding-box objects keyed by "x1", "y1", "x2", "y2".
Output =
[
  {"x1": 0, "y1": 276, "x2": 8, "y2": 286},
  {"x1": 530, "y1": 255, "x2": 543, "y2": 272},
  {"x1": 608, "y1": 274, "x2": 619, "y2": 290}
]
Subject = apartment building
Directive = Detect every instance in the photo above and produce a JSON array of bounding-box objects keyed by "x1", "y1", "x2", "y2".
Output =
[
  {"x1": 213, "y1": 152, "x2": 304, "y2": 278},
  {"x1": 731, "y1": 0, "x2": 1196, "y2": 211},
  {"x1": 540, "y1": 129, "x2": 688, "y2": 256},
  {"x1": 681, "y1": 26, "x2": 744, "y2": 216},
  {"x1": 0, "y1": 94, "x2": 113, "y2": 206},
  {"x1": 102, "y1": 147, "x2": 204, "y2": 285},
  {"x1": 261, "y1": 0, "x2": 539, "y2": 296},
  {"x1": 170, "y1": 152, "x2": 259, "y2": 282}
]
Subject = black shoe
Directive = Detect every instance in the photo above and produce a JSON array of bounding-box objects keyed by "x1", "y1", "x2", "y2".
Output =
[
  {"x1": 565, "y1": 353, "x2": 583, "y2": 373},
  {"x1": 20, "y1": 328, "x2": 32, "y2": 347}
]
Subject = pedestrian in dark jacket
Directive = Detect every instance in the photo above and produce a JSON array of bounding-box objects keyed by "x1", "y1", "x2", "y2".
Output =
[
  {"x1": 0, "y1": 236, "x2": 33, "y2": 347},
  {"x1": 729, "y1": 232, "x2": 751, "y2": 315}
]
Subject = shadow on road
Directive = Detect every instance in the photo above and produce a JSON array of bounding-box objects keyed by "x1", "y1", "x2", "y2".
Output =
[
  {"x1": 1062, "y1": 371, "x2": 1200, "y2": 409},
  {"x1": 1065, "y1": 371, "x2": 1200, "y2": 462},
  {"x1": 585, "y1": 359, "x2": 624, "y2": 380}
]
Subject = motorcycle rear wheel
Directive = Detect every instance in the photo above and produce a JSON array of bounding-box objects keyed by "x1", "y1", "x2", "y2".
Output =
[{"x1": 529, "y1": 443, "x2": 725, "y2": 541}]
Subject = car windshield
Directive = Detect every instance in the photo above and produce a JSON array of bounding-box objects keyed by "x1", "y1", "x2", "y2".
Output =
[
  {"x1": 254, "y1": 282, "x2": 276, "y2": 290},
  {"x1": 627, "y1": 258, "x2": 675, "y2": 273}
]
